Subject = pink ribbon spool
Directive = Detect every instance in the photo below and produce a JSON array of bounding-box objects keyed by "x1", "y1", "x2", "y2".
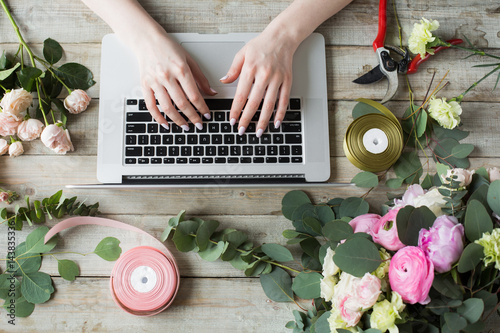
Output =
[{"x1": 44, "y1": 217, "x2": 180, "y2": 316}]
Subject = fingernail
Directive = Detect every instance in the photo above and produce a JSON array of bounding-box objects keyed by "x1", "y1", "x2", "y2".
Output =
[
  {"x1": 195, "y1": 123, "x2": 203, "y2": 130},
  {"x1": 220, "y1": 75, "x2": 229, "y2": 81},
  {"x1": 161, "y1": 123, "x2": 169, "y2": 130},
  {"x1": 210, "y1": 88, "x2": 218, "y2": 94},
  {"x1": 238, "y1": 126, "x2": 246, "y2": 136},
  {"x1": 274, "y1": 120, "x2": 281, "y2": 129},
  {"x1": 181, "y1": 124, "x2": 190, "y2": 131},
  {"x1": 230, "y1": 118, "x2": 236, "y2": 126},
  {"x1": 204, "y1": 113, "x2": 211, "y2": 120},
  {"x1": 256, "y1": 128, "x2": 264, "y2": 138}
]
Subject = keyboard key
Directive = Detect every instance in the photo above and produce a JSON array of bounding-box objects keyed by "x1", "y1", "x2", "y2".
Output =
[
  {"x1": 125, "y1": 158, "x2": 137, "y2": 164},
  {"x1": 184, "y1": 125, "x2": 195, "y2": 133},
  {"x1": 267, "y1": 145, "x2": 278, "y2": 155},
  {"x1": 202, "y1": 157, "x2": 213, "y2": 163},
  {"x1": 138, "y1": 135, "x2": 148, "y2": 145},
  {"x1": 266, "y1": 157, "x2": 277, "y2": 163},
  {"x1": 285, "y1": 134, "x2": 302, "y2": 144},
  {"x1": 163, "y1": 135, "x2": 173, "y2": 145},
  {"x1": 212, "y1": 135, "x2": 222, "y2": 144},
  {"x1": 224, "y1": 134, "x2": 235, "y2": 144},
  {"x1": 236, "y1": 135, "x2": 247, "y2": 144},
  {"x1": 196, "y1": 125, "x2": 207, "y2": 133},
  {"x1": 148, "y1": 123, "x2": 159, "y2": 133},
  {"x1": 189, "y1": 157, "x2": 200, "y2": 163},
  {"x1": 221, "y1": 123, "x2": 232, "y2": 133},
  {"x1": 164, "y1": 158, "x2": 175, "y2": 164},
  {"x1": 144, "y1": 146, "x2": 155, "y2": 156},
  {"x1": 289, "y1": 98, "x2": 301, "y2": 110},
  {"x1": 172, "y1": 125, "x2": 183, "y2": 133},
  {"x1": 151, "y1": 135, "x2": 161, "y2": 145},
  {"x1": 156, "y1": 146, "x2": 167, "y2": 156},
  {"x1": 214, "y1": 112, "x2": 225, "y2": 121},
  {"x1": 248, "y1": 135, "x2": 259, "y2": 144},
  {"x1": 126, "y1": 99, "x2": 138, "y2": 105},
  {"x1": 151, "y1": 158, "x2": 162, "y2": 164},
  {"x1": 230, "y1": 146, "x2": 241, "y2": 156},
  {"x1": 194, "y1": 146, "x2": 204, "y2": 156},
  {"x1": 206, "y1": 146, "x2": 216, "y2": 156},
  {"x1": 273, "y1": 134, "x2": 284, "y2": 144},
  {"x1": 127, "y1": 113, "x2": 152, "y2": 122},
  {"x1": 138, "y1": 158, "x2": 149, "y2": 164},
  {"x1": 160, "y1": 125, "x2": 170, "y2": 133},
  {"x1": 138, "y1": 100, "x2": 147, "y2": 110},
  {"x1": 126, "y1": 135, "x2": 136, "y2": 145},
  {"x1": 200, "y1": 135, "x2": 210, "y2": 144},
  {"x1": 292, "y1": 157, "x2": 303, "y2": 163},
  {"x1": 280, "y1": 146, "x2": 290, "y2": 155},
  {"x1": 228, "y1": 157, "x2": 239, "y2": 163},
  {"x1": 282, "y1": 123, "x2": 301, "y2": 132},
  {"x1": 261, "y1": 134, "x2": 271, "y2": 144},
  {"x1": 187, "y1": 135, "x2": 198, "y2": 144},
  {"x1": 176, "y1": 158, "x2": 188, "y2": 164},
  {"x1": 205, "y1": 99, "x2": 233, "y2": 110},
  {"x1": 284, "y1": 111, "x2": 301, "y2": 121},
  {"x1": 126, "y1": 124, "x2": 146, "y2": 133},
  {"x1": 255, "y1": 146, "x2": 266, "y2": 156},
  {"x1": 291, "y1": 145, "x2": 302, "y2": 155},
  {"x1": 279, "y1": 157, "x2": 290, "y2": 163},
  {"x1": 240, "y1": 157, "x2": 251, "y2": 163},
  {"x1": 175, "y1": 135, "x2": 186, "y2": 144},
  {"x1": 253, "y1": 157, "x2": 264, "y2": 163},
  {"x1": 209, "y1": 123, "x2": 219, "y2": 133},
  {"x1": 169, "y1": 146, "x2": 179, "y2": 156},
  {"x1": 215, "y1": 157, "x2": 226, "y2": 164},
  {"x1": 181, "y1": 146, "x2": 192, "y2": 156},
  {"x1": 218, "y1": 146, "x2": 229, "y2": 156},
  {"x1": 247, "y1": 123, "x2": 256, "y2": 133},
  {"x1": 125, "y1": 147, "x2": 142, "y2": 156},
  {"x1": 251, "y1": 111, "x2": 261, "y2": 121},
  {"x1": 243, "y1": 146, "x2": 253, "y2": 155}
]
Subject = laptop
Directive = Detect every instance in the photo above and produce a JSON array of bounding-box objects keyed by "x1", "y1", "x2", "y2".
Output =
[{"x1": 71, "y1": 33, "x2": 338, "y2": 188}]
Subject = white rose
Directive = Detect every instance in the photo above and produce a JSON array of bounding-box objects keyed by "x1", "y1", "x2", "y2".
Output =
[
  {"x1": 0, "y1": 112, "x2": 21, "y2": 137},
  {"x1": 441, "y1": 168, "x2": 475, "y2": 187},
  {"x1": 0, "y1": 88, "x2": 33, "y2": 117},
  {"x1": 412, "y1": 187, "x2": 447, "y2": 216},
  {"x1": 17, "y1": 118, "x2": 44, "y2": 141},
  {"x1": 427, "y1": 97, "x2": 462, "y2": 129},
  {"x1": 40, "y1": 124, "x2": 74, "y2": 154},
  {"x1": 8, "y1": 141, "x2": 24, "y2": 157},
  {"x1": 0, "y1": 138, "x2": 9, "y2": 155},
  {"x1": 323, "y1": 247, "x2": 340, "y2": 277},
  {"x1": 488, "y1": 167, "x2": 500, "y2": 182},
  {"x1": 64, "y1": 89, "x2": 91, "y2": 114}
]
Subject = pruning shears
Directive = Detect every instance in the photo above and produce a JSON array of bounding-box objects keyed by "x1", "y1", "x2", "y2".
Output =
[{"x1": 353, "y1": 0, "x2": 462, "y2": 103}]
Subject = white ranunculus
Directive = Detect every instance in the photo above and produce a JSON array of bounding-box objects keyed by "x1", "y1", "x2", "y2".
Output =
[
  {"x1": 322, "y1": 247, "x2": 340, "y2": 277},
  {"x1": 428, "y1": 97, "x2": 462, "y2": 129},
  {"x1": 412, "y1": 187, "x2": 447, "y2": 216},
  {"x1": 408, "y1": 18, "x2": 440, "y2": 58},
  {"x1": 0, "y1": 88, "x2": 33, "y2": 117}
]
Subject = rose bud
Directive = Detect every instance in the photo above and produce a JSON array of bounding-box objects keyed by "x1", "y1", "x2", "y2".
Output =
[
  {"x1": 0, "y1": 138, "x2": 9, "y2": 155},
  {"x1": 0, "y1": 112, "x2": 21, "y2": 137},
  {"x1": 371, "y1": 208, "x2": 406, "y2": 251},
  {"x1": 8, "y1": 141, "x2": 24, "y2": 157},
  {"x1": 441, "y1": 168, "x2": 475, "y2": 188},
  {"x1": 0, "y1": 88, "x2": 33, "y2": 117},
  {"x1": 41, "y1": 124, "x2": 74, "y2": 154},
  {"x1": 64, "y1": 89, "x2": 91, "y2": 114},
  {"x1": 419, "y1": 215, "x2": 465, "y2": 273},
  {"x1": 389, "y1": 246, "x2": 434, "y2": 305},
  {"x1": 17, "y1": 118, "x2": 44, "y2": 141},
  {"x1": 488, "y1": 167, "x2": 500, "y2": 182},
  {"x1": 349, "y1": 213, "x2": 381, "y2": 235},
  {"x1": 0, "y1": 192, "x2": 9, "y2": 202}
]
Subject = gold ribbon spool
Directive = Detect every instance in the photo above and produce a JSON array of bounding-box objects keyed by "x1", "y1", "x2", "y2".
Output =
[{"x1": 343, "y1": 112, "x2": 403, "y2": 173}]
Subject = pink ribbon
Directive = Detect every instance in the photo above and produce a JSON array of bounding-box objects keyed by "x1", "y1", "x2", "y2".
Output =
[{"x1": 44, "y1": 216, "x2": 180, "y2": 316}]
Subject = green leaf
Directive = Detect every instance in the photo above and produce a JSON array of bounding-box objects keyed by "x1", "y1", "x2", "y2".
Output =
[
  {"x1": 282, "y1": 191, "x2": 311, "y2": 220},
  {"x1": 161, "y1": 210, "x2": 186, "y2": 241},
  {"x1": 0, "y1": 274, "x2": 20, "y2": 300},
  {"x1": 433, "y1": 124, "x2": 470, "y2": 141},
  {"x1": 20, "y1": 272, "x2": 54, "y2": 304},
  {"x1": 386, "y1": 177, "x2": 404, "y2": 189},
  {"x1": 451, "y1": 144, "x2": 474, "y2": 159},
  {"x1": 93, "y1": 237, "x2": 122, "y2": 261},
  {"x1": 487, "y1": 180, "x2": 500, "y2": 216},
  {"x1": 198, "y1": 241, "x2": 227, "y2": 262},
  {"x1": 259, "y1": 267, "x2": 293, "y2": 302},
  {"x1": 311, "y1": 311, "x2": 330, "y2": 333},
  {"x1": 291, "y1": 272, "x2": 322, "y2": 299},
  {"x1": 432, "y1": 274, "x2": 463, "y2": 300},
  {"x1": 402, "y1": 104, "x2": 427, "y2": 137},
  {"x1": 333, "y1": 237, "x2": 380, "y2": 277},
  {"x1": 56, "y1": 62, "x2": 95, "y2": 90},
  {"x1": 322, "y1": 220, "x2": 353, "y2": 242},
  {"x1": 352, "y1": 100, "x2": 385, "y2": 119},
  {"x1": 282, "y1": 230, "x2": 302, "y2": 239},
  {"x1": 221, "y1": 230, "x2": 248, "y2": 261},
  {"x1": 394, "y1": 151, "x2": 423, "y2": 184},
  {"x1": 196, "y1": 219, "x2": 219, "y2": 252},
  {"x1": 457, "y1": 298, "x2": 484, "y2": 323},
  {"x1": 2, "y1": 296, "x2": 35, "y2": 317},
  {"x1": 17, "y1": 67, "x2": 43, "y2": 92},
  {"x1": 396, "y1": 206, "x2": 436, "y2": 246},
  {"x1": 43, "y1": 38, "x2": 63, "y2": 64},
  {"x1": 444, "y1": 312, "x2": 467, "y2": 331},
  {"x1": 303, "y1": 217, "x2": 323, "y2": 235},
  {"x1": 0, "y1": 62, "x2": 20, "y2": 81},
  {"x1": 457, "y1": 243, "x2": 484, "y2": 273},
  {"x1": 351, "y1": 171, "x2": 379, "y2": 188},
  {"x1": 475, "y1": 290, "x2": 498, "y2": 313},
  {"x1": 13, "y1": 243, "x2": 41, "y2": 276},
  {"x1": 172, "y1": 219, "x2": 200, "y2": 252},
  {"x1": 421, "y1": 174, "x2": 433, "y2": 189},
  {"x1": 433, "y1": 138, "x2": 470, "y2": 169},
  {"x1": 315, "y1": 205, "x2": 336, "y2": 225},
  {"x1": 261, "y1": 243, "x2": 293, "y2": 262},
  {"x1": 57, "y1": 259, "x2": 79, "y2": 281},
  {"x1": 338, "y1": 197, "x2": 369, "y2": 218},
  {"x1": 25, "y1": 226, "x2": 58, "y2": 254},
  {"x1": 245, "y1": 260, "x2": 268, "y2": 277},
  {"x1": 229, "y1": 253, "x2": 251, "y2": 270},
  {"x1": 468, "y1": 183, "x2": 490, "y2": 212},
  {"x1": 41, "y1": 70, "x2": 63, "y2": 98},
  {"x1": 464, "y1": 200, "x2": 493, "y2": 242},
  {"x1": 300, "y1": 237, "x2": 321, "y2": 260}
]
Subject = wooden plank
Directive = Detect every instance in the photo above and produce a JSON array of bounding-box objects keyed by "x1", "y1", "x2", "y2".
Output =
[{"x1": 0, "y1": 0, "x2": 499, "y2": 48}]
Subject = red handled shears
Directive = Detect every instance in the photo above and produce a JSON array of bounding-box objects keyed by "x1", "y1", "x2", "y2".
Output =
[{"x1": 353, "y1": 0, "x2": 462, "y2": 103}]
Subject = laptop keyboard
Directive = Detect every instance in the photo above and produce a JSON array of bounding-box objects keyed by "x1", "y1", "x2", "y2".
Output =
[{"x1": 123, "y1": 98, "x2": 304, "y2": 166}]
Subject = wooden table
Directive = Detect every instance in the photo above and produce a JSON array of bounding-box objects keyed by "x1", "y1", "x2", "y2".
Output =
[{"x1": 1, "y1": 0, "x2": 499, "y2": 332}]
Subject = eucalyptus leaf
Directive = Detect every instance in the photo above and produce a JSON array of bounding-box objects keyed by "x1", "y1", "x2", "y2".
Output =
[
  {"x1": 172, "y1": 220, "x2": 200, "y2": 252},
  {"x1": 245, "y1": 260, "x2": 268, "y2": 277},
  {"x1": 421, "y1": 174, "x2": 434, "y2": 189},
  {"x1": 432, "y1": 274, "x2": 463, "y2": 300},
  {"x1": 93, "y1": 237, "x2": 122, "y2": 261},
  {"x1": 261, "y1": 243, "x2": 294, "y2": 262},
  {"x1": 20, "y1": 272, "x2": 54, "y2": 304},
  {"x1": 303, "y1": 217, "x2": 323, "y2": 235},
  {"x1": 315, "y1": 205, "x2": 336, "y2": 225},
  {"x1": 464, "y1": 200, "x2": 493, "y2": 242},
  {"x1": 161, "y1": 210, "x2": 186, "y2": 241},
  {"x1": 282, "y1": 190, "x2": 311, "y2": 220},
  {"x1": 443, "y1": 312, "x2": 467, "y2": 331},
  {"x1": 283, "y1": 230, "x2": 302, "y2": 239},
  {"x1": 351, "y1": 172, "x2": 379, "y2": 188},
  {"x1": 221, "y1": 230, "x2": 248, "y2": 261},
  {"x1": 487, "y1": 180, "x2": 500, "y2": 216},
  {"x1": 259, "y1": 267, "x2": 294, "y2": 302},
  {"x1": 13, "y1": 243, "x2": 41, "y2": 276},
  {"x1": 432, "y1": 138, "x2": 470, "y2": 169},
  {"x1": 475, "y1": 290, "x2": 498, "y2": 313},
  {"x1": 396, "y1": 206, "x2": 435, "y2": 246},
  {"x1": 339, "y1": 197, "x2": 369, "y2": 218},
  {"x1": 196, "y1": 219, "x2": 220, "y2": 252},
  {"x1": 433, "y1": 123, "x2": 469, "y2": 141},
  {"x1": 43, "y1": 38, "x2": 63, "y2": 64},
  {"x1": 2, "y1": 296, "x2": 35, "y2": 318},
  {"x1": 457, "y1": 298, "x2": 484, "y2": 323},
  {"x1": 457, "y1": 243, "x2": 484, "y2": 273},
  {"x1": 57, "y1": 259, "x2": 79, "y2": 281},
  {"x1": 386, "y1": 177, "x2": 404, "y2": 189},
  {"x1": 0, "y1": 274, "x2": 20, "y2": 300},
  {"x1": 291, "y1": 272, "x2": 322, "y2": 299},
  {"x1": 322, "y1": 220, "x2": 353, "y2": 242},
  {"x1": 300, "y1": 237, "x2": 321, "y2": 260},
  {"x1": 393, "y1": 151, "x2": 423, "y2": 184},
  {"x1": 333, "y1": 237, "x2": 380, "y2": 277},
  {"x1": 451, "y1": 144, "x2": 474, "y2": 158},
  {"x1": 199, "y1": 241, "x2": 227, "y2": 262},
  {"x1": 229, "y1": 253, "x2": 251, "y2": 270},
  {"x1": 311, "y1": 311, "x2": 331, "y2": 333},
  {"x1": 24, "y1": 226, "x2": 58, "y2": 254}
]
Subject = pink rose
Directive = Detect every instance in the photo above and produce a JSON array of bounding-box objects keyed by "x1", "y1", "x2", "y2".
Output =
[
  {"x1": 389, "y1": 246, "x2": 434, "y2": 305},
  {"x1": 64, "y1": 89, "x2": 91, "y2": 114},
  {"x1": 8, "y1": 141, "x2": 24, "y2": 157},
  {"x1": 349, "y1": 214, "x2": 381, "y2": 234},
  {"x1": 0, "y1": 112, "x2": 21, "y2": 137},
  {"x1": 41, "y1": 124, "x2": 74, "y2": 154},
  {"x1": 418, "y1": 215, "x2": 464, "y2": 273},
  {"x1": 0, "y1": 88, "x2": 32, "y2": 117},
  {"x1": 371, "y1": 208, "x2": 405, "y2": 251},
  {"x1": 488, "y1": 167, "x2": 500, "y2": 182},
  {"x1": 0, "y1": 138, "x2": 9, "y2": 155},
  {"x1": 17, "y1": 118, "x2": 44, "y2": 141},
  {"x1": 442, "y1": 168, "x2": 474, "y2": 187},
  {"x1": 0, "y1": 192, "x2": 9, "y2": 202}
]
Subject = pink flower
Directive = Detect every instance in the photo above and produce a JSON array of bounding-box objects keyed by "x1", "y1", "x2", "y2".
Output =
[
  {"x1": 393, "y1": 184, "x2": 446, "y2": 217},
  {"x1": 40, "y1": 124, "x2": 74, "y2": 154},
  {"x1": 418, "y1": 215, "x2": 464, "y2": 273},
  {"x1": 353, "y1": 273, "x2": 381, "y2": 309},
  {"x1": 17, "y1": 118, "x2": 44, "y2": 141},
  {"x1": 394, "y1": 184, "x2": 425, "y2": 208},
  {"x1": 0, "y1": 112, "x2": 21, "y2": 137},
  {"x1": 442, "y1": 168, "x2": 474, "y2": 187},
  {"x1": 389, "y1": 246, "x2": 434, "y2": 305},
  {"x1": 0, "y1": 192, "x2": 9, "y2": 202},
  {"x1": 0, "y1": 88, "x2": 32, "y2": 117},
  {"x1": 488, "y1": 167, "x2": 500, "y2": 182},
  {"x1": 8, "y1": 141, "x2": 23, "y2": 157},
  {"x1": 371, "y1": 208, "x2": 406, "y2": 251},
  {"x1": 349, "y1": 214, "x2": 381, "y2": 234},
  {"x1": 64, "y1": 89, "x2": 91, "y2": 114},
  {"x1": 0, "y1": 138, "x2": 9, "y2": 155}
]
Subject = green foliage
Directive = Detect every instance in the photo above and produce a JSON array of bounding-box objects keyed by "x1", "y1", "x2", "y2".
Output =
[
  {"x1": 396, "y1": 206, "x2": 435, "y2": 246},
  {"x1": 291, "y1": 272, "x2": 322, "y2": 299},
  {"x1": 93, "y1": 237, "x2": 122, "y2": 261},
  {"x1": 57, "y1": 260, "x2": 80, "y2": 281},
  {"x1": 56, "y1": 62, "x2": 96, "y2": 90},
  {"x1": 457, "y1": 243, "x2": 484, "y2": 273},
  {"x1": 351, "y1": 171, "x2": 379, "y2": 188},
  {"x1": 487, "y1": 180, "x2": 500, "y2": 216},
  {"x1": 333, "y1": 238, "x2": 381, "y2": 277},
  {"x1": 260, "y1": 267, "x2": 293, "y2": 302},
  {"x1": 464, "y1": 200, "x2": 493, "y2": 242},
  {"x1": 43, "y1": 38, "x2": 63, "y2": 65}
]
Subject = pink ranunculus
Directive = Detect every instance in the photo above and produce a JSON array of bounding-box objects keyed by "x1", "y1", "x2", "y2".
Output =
[
  {"x1": 488, "y1": 167, "x2": 500, "y2": 182},
  {"x1": 418, "y1": 215, "x2": 465, "y2": 273},
  {"x1": 8, "y1": 141, "x2": 23, "y2": 157},
  {"x1": 40, "y1": 124, "x2": 74, "y2": 154},
  {"x1": 0, "y1": 88, "x2": 32, "y2": 117},
  {"x1": 17, "y1": 118, "x2": 44, "y2": 141},
  {"x1": 371, "y1": 208, "x2": 406, "y2": 251},
  {"x1": 0, "y1": 192, "x2": 9, "y2": 202},
  {"x1": 349, "y1": 214, "x2": 381, "y2": 235},
  {"x1": 0, "y1": 112, "x2": 21, "y2": 137},
  {"x1": 0, "y1": 138, "x2": 9, "y2": 155},
  {"x1": 389, "y1": 246, "x2": 434, "y2": 305},
  {"x1": 64, "y1": 89, "x2": 91, "y2": 114}
]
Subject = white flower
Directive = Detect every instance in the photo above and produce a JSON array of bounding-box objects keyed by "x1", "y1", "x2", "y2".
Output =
[
  {"x1": 64, "y1": 89, "x2": 91, "y2": 114},
  {"x1": 0, "y1": 111, "x2": 21, "y2": 137},
  {"x1": 322, "y1": 247, "x2": 340, "y2": 277},
  {"x1": 327, "y1": 307, "x2": 358, "y2": 333},
  {"x1": 0, "y1": 138, "x2": 9, "y2": 155},
  {"x1": 40, "y1": 124, "x2": 74, "y2": 154},
  {"x1": 0, "y1": 88, "x2": 32, "y2": 117},
  {"x1": 427, "y1": 97, "x2": 462, "y2": 129},
  {"x1": 488, "y1": 167, "x2": 500, "y2": 182},
  {"x1": 8, "y1": 141, "x2": 24, "y2": 157},
  {"x1": 17, "y1": 118, "x2": 44, "y2": 141},
  {"x1": 441, "y1": 168, "x2": 475, "y2": 188},
  {"x1": 475, "y1": 228, "x2": 500, "y2": 269},
  {"x1": 412, "y1": 187, "x2": 447, "y2": 216},
  {"x1": 370, "y1": 292, "x2": 406, "y2": 333},
  {"x1": 408, "y1": 18, "x2": 440, "y2": 58},
  {"x1": 320, "y1": 275, "x2": 338, "y2": 302}
]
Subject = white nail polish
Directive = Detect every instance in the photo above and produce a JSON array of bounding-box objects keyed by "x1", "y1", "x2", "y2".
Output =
[
  {"x1": 220, "y1": 75, "x2": 229, "y2": 81},
  {"x1": 230, "y1": 118, "x2": 236, "y2": 126},
  {"x1": 204, "y1": 113, "x2": 211, "y2": 120},
  {"x1": 238, "y1": 126, "x2": 246, "y2": 136},
  {"x1": 161, "y1": 123, "x2": 169, "y2": 130},
  {"x1": 195, "y1": 123, "x2": 203, "y2": 130},
  {"x1": 181, "y1": 125, "x2": 190, "y2": 131},
  {"x1": 210, "y1": 88, "x2": 218, "y2": 94},
  {"x1": 274, "y1": 120, "x2": 281, "y2": 129},
  {"x1": 256, "y1": 128, "x2": 264, "y2": 138}
]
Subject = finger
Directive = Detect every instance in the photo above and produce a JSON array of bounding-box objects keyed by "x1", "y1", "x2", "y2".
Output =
[
  {"x1": 150, "y1": 84, "x2": 185, "y2": 130},
  {"x1": 274, "y1": 78, "x2": 292, "y2": 129},
  {"x1": 176, "y1": 63, "x2": 211, "y2": 121},
  {"x1": 238, "y1": 77, "x2": 269, "y2": 136},
  {"x1": 220, "y1": 50, "x2": 245, "y2": 83},
  {"x1": 256, "y1": 81, "x2": 281, "y2": 136},
  {"x1": 142, "y1": 85, "x2": 169, "y2": 129},
  {"x1": 165, "y1": 80, "x2": 203, "y2": 131},
  {"x1": 187, "y1": 54, "x2": 217, "y2": 97},
  {"x1": 229, "y1": 67, "x2": 255, "y2": 127}
]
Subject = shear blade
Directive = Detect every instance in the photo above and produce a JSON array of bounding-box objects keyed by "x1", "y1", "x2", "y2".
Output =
[{"x1": 353, "y1": 65, "x2": 385, "y2": 84}]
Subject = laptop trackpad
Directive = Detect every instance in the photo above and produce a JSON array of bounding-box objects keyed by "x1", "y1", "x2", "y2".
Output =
[{"x1": 181, "y1": 42, "x2": 244, "y2": 88}]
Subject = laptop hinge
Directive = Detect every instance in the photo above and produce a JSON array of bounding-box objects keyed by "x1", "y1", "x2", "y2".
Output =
[{"x1": 122, "y1": 174, "x2": 306, "y2": 185}]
